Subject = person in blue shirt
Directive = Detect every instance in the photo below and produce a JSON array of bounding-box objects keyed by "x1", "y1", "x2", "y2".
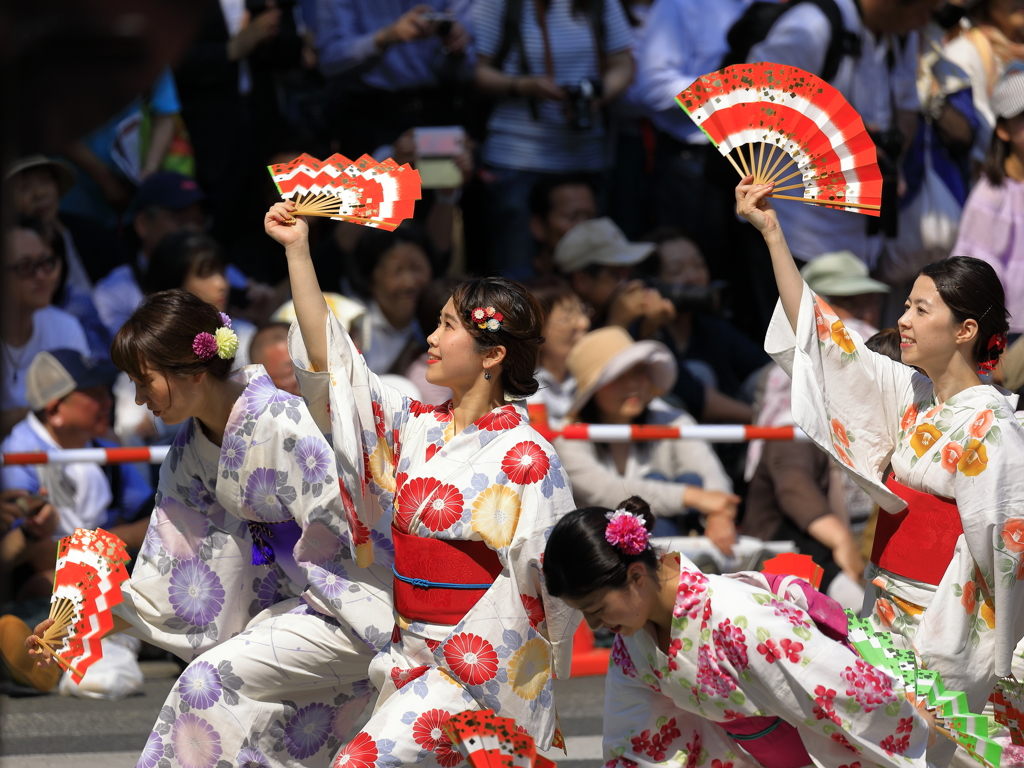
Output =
[
  {"x1": 1, "y1": 349, "x2": 153, "y2": 601},
  {"x1": 317, "y1": 0, "x2": 476, "y2": 155}
]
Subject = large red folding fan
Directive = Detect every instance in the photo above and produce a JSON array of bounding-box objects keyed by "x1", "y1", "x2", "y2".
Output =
[
  {"x1": 268, "y1": 153, "x2": 422, "y2": 230},
  {"x1": 677, "y1": 63, "x2": 882, "y2": 216},
  {"x1": 36, "y1": 528, "x2": 130, "y2": 683}
]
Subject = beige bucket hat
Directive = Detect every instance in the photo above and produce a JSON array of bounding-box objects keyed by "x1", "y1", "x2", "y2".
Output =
[{"x1": 565, "y1": 326, "x2": 677, "y2": 418}]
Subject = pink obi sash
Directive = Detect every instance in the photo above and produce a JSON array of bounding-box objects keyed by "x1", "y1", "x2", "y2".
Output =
[
  {"x1": 870, "y1": 475, "x2": 963, "y2": 586},
  {"x1": 720, "y1": 716, "x2": 812, "y2": 768},
  {"x1": 391, "y1": 526, "x2": 503, "y2": 625}
]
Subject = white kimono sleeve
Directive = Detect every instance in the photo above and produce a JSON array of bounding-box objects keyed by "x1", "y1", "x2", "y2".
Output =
[{"x1": 765, "y1": 283, "x2": 930, "y2": 513}]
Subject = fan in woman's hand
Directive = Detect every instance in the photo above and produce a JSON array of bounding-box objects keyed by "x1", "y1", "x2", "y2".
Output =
[
  {"x1": 444, "y1": 710, "x2": 557, "y2": 767},
  {"x1": 677, "y1": 63, "x2": 882, "y2": 216},
  {"x1": 268, "y1": 153, "x2": 422, "y2": 230},
  {"x1": 36, "y1": 528, "x2": 130, "y2": 683}
]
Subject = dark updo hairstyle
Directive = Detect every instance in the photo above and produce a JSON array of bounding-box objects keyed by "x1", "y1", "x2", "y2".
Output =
[
  {"x1": 918, "y1": 256, "x2": 1010, "y2": 369},
  {"x1": 142, "y1": 231, "x2": 226, "y2": 296},
  {"x1": 111, "y1": 289, "x2": 234, "y2": 384},
  {"x1": 450, "y1": 277, "x2": 546, "y2": 399},
  {"x1": 543, "y1": 496, "x2": 658, "y2": 600}
]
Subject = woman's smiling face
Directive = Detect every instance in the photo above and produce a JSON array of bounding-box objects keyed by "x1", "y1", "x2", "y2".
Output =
[
  {"x1": 425, "y1": 298, "x2": 490, "y2": 391},
  {"x1": 897, "y1": 275, "x2": 971, "y2": 373}
]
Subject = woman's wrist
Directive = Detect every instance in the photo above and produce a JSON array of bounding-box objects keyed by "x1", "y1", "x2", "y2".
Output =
[
  {"x1": 509, "y1": 76, "x2": 521, "y2": 98},
  {"x1": 284, "y1": 241, "x2": 310, "y2": 260}
]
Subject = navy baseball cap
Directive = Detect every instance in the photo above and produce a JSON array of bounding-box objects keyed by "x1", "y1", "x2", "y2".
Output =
[
  {"x1": 135, "y1": 172, "x2": 205, "y2": 211},
  {"x1": 25, "y1": 349, "x2": 118, "y2": 410}
]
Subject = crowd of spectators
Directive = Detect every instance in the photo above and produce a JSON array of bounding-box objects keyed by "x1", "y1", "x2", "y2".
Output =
[{"x1": 2, "y1": 0, "x2": 1024, "y2": 685}]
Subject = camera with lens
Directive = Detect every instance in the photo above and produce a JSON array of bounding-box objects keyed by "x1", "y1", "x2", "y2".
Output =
[
  {"x1": 644, "y1": 278, "x2": 727, "y2": 315},
  {"x1": 563, "y1": 78, "x2": 602, "y2": 131}
]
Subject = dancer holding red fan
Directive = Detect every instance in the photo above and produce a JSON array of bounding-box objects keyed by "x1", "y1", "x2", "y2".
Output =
[
  {"x1": 266, "y1": 201, "x2": 579, "y2": 768},
  {"x1": 28, "y1": 290, "x2": 395, "y2": 768},
  {"x1": 736, "y1": 177, "x2": 1024, "y2": 765}
]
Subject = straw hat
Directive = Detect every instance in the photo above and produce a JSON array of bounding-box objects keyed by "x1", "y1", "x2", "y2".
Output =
[{"x1": 565, "y1": 326, "x2": 677, "y2": 418}]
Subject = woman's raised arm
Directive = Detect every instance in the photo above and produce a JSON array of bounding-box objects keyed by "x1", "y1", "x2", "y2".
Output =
[
  {"x1": 265, "y1": 202, "x2": 330, "y2": 371},
  {"x1": 735, "y1": 178, "x2": 803, "y2": 331}
]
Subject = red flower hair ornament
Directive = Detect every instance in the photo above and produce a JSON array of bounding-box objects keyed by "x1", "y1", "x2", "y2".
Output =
[
  {"x1": 605, "y1": 509, "x2": 650, "y2": 555},
  {"x1": 978, "y1": 332, "x2": 1008, "y2": 374},
  {"x1": 470, "y1": 306, "x2": 503, "y2": 332}
]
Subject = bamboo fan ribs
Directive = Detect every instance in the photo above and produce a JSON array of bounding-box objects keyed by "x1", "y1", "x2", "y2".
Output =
[
  {"x1": 36, "y1": 528, "x2": 130, "y2": 683},
  {"x1": 677, "y1": 63, "x2": 883, "y2": 216},
  {"x1": 268, "y1": 153, "x2": 422, "y2": 230}
]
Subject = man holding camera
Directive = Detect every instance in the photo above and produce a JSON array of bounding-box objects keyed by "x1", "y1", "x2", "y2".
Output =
[
  {"x1": 317, "y1": 1, "x2": 474, "y2": 155},
  {"x1": 472, "y1": 0, "x2": 636, "y2": 279}
]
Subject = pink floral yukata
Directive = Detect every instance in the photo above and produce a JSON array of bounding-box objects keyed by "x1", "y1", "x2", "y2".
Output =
[{"x1": 602, "y1": 554, "x2": 929, "y2": 768}]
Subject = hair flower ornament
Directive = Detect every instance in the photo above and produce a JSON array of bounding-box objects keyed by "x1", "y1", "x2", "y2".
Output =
[
  {"x1": 214, "y1": 327, "x2": 239, "y2": 359},
  {"x1": 218, "y1": 312, "x2": 233, "y2": 329},
  {"x1": 978, "y1": 332, "x2": 1008, "y2": 373},
  {"x1": 192, "y1": 332, "x2": 218, "y2": 360},
  {"x1": 193, "y1": 323, "x2": 239, "y2": 361},
  {"x1": 471, "y1": 306, "x2": 503, "y2": 332},
  {"x1": 605, "y1": 509, "x2": 650, "y2": 555}
]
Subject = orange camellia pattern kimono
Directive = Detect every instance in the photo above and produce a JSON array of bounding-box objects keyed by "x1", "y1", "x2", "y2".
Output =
[
  {"x1": 290, "y1": 315, "x2": 580, "y2": 768},
  {"x1": 765, "y1": 284, "x2": 1024, "y2": 730}
]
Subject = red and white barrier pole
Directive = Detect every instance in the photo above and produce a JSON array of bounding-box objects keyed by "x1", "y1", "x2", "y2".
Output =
[
  {"x1": 0, "y1": 446, "x2": 170, "y2": 467},
  {"x1": 2, "y1": 409, "x2": 806, "y2": 465},
  {"x1": 526, "y1": 403, "x2": 806, "y2": 443}
]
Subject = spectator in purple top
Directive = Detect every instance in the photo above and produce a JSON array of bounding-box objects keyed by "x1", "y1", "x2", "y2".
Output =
[{"x1": 952, "y1": 68, "x2": 1024, "y2": 336}]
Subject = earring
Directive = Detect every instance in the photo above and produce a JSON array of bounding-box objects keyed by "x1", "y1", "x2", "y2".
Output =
[{"x1": 484, "y1": 371, "x2": 492, "y2": 380}]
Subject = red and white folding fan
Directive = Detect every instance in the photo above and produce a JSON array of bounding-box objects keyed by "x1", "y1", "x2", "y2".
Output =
[
  {"x1": 36, "y1": 528, "x2": 130, "y2": 683},
  {"x1": 268, "y1": 152, "x2": 422, "y2": 231},
  {"x1": 677, "y1": 63, "x2": 882, "y2": 215},
  {"x1": 445, "y1": 711, "x2": 556, "y2": 768}
]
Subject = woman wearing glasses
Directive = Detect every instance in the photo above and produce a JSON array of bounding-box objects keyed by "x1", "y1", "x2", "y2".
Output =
[{"x1": 1, "y1": 217, "x2": 90, "y2": 437}]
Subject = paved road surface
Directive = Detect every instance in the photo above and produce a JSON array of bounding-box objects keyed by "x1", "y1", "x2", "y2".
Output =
[{"x1": 0, "y1": 662, "x2": 607, "y2": 767}]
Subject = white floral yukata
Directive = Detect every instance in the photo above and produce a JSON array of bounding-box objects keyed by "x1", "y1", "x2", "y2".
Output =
[
  {"x1": 290, "y1": 314, "x2": 580, "y2": 768},
  {"x1": 603, "y1": 554, "x2": 929, "y2": 768},
  {"x1": 764, "y1": 285, "x2": 1024, "y2": 726},
  {"x1": 114, "y1": 366, "x2": 395, "y2": 768}
]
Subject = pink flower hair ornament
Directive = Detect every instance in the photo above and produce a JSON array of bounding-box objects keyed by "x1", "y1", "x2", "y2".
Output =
[
  {"x1": 192, "y1": 332, "x2": 218, "y2": 360},
  {"x1": 605, "y1": 509, "x2": 650, "y2": 555},
  {"x1": 470, "y1": 306, "x2": 503, "y2": 332}
]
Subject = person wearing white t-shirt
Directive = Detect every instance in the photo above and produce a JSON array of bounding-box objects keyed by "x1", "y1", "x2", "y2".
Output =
[
  {"x1": 2, "y1": 220, "x2": 88, "y2": 436},
  {"x1": 748, "y1": 0, "x2": 936, "y2": 267}
]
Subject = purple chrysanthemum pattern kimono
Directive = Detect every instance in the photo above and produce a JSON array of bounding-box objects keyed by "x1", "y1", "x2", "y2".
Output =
[{"x1": 114, "y1": 366, "x2": 395, "y2": 768}]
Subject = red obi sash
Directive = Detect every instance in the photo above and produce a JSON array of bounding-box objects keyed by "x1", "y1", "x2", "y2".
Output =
[
  {"x1": 391, "y1": 526, "x2": 503, "y2": 625},
  {"x1": 869, "y1": 475, "x2": 963, "y2": 586},
  {"x1": 720, "y1": 716, "x2": 811, "y2": 768}
]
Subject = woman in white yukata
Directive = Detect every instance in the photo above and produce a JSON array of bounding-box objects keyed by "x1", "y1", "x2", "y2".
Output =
[
  {"x1": 735, "y1": 177, "x2": 1024, "y2": 766},
  {"x1": 29, "y1": 290, "x2": 395, "y2": 768},
  {"x1": 265, "y1": 202, "x2": 580, "y2": 768},
  {"x1": 543, "y1": 496, "x2": 936, "y2": 768}
]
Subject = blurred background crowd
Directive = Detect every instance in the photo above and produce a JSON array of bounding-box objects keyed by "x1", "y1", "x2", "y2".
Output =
[{"x1": 2, "y1": 0, "x2": 1024, "y2": 692}]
